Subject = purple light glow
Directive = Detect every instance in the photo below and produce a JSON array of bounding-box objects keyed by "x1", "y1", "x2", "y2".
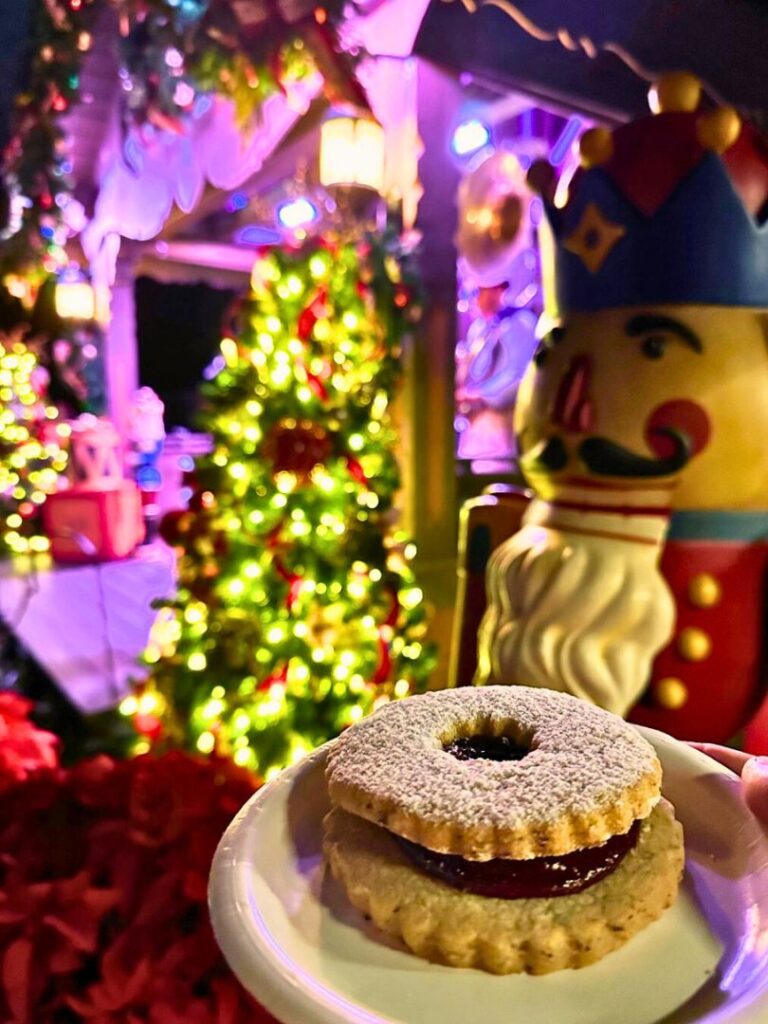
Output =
[
  {"x1": 203, "y1": 355, "x2": 226, "y2": 380},
  {"x1": 164, "y1": 48, "x2": 184, "y2": 69},
  {"x1": 550, "y1": 116, "x2": 583, "y2": 166},
  {"x1": 173, "y1": 82, "x2": 196, "y2": 108}
]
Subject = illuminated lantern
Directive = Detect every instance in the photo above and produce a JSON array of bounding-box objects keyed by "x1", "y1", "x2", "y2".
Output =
[
  {"x1": 55, "y1": 268, "x2": 95, "y2": 321},
  {"x1": 320, "y1": 113, "x2": 386, "y2": 195}
]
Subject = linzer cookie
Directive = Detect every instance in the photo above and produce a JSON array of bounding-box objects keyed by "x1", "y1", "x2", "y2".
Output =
[{"x1": 323, "y1": 686, "x2": 684, "y2": 974}]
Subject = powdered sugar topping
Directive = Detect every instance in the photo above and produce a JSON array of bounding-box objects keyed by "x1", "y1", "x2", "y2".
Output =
[{"x1": 326, "y1": 686, "x2": 660, "y2": 836}]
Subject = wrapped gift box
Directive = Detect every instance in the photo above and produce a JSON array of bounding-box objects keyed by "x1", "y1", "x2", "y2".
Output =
[{"x1": 43, "y1": 482, "x2": 145, "y2": 564}]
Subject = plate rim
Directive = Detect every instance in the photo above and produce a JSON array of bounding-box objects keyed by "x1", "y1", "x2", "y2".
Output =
[{"x1": 209, "y1": 727, "x2": 768, "y2": 1024}]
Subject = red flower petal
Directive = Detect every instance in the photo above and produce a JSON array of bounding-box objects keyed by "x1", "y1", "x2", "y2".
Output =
[{"x1": 2, "y1": 937, "x2": 34, "y2": 1024}]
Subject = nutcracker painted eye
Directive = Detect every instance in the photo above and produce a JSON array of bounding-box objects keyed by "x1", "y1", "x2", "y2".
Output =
[
  {"x1": 641, "y1": 335, "x2": 667, "y2": 359},
  {"x1": 626, "y1": 313, "x2": 702, "y2": 358},
  {"x1": 533, "y1": 326, "x2": 566, "y2": 368},
  {"x1": 533, "y1": 344, "x2": 549, "y2": 368}
]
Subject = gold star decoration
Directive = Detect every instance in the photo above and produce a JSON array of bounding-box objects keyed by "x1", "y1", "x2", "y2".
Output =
[{"x1": 563, "y1": 202, "x2": 626, "y2": 273}]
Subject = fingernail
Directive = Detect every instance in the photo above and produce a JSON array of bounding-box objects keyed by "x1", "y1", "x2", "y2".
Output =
[{"x1": 748, "y1": 756, "x2": 768, "y2": 775}]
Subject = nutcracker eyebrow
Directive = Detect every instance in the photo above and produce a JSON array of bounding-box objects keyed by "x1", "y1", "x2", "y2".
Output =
[{"x1": 625, "y1": 314, "x2": 702, "y2": 353}]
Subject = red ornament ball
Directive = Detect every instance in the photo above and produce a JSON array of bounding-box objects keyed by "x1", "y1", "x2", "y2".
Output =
[
  {"x1": 262, "y1": 418, "x2": 332, "y2": 484},
  {"x1": 158, "y1": 509, "x2": 191, "y2": 546}
]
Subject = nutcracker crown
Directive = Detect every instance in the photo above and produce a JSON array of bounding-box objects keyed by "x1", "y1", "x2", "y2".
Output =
[{"x1": 531, "y1": 72, "x2": 768, "y2": 314}]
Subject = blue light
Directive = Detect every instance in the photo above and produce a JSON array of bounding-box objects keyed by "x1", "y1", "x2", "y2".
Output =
[
  {"x1": 226, "y1": 192, "x2": 249, "y2": 213},
  {"x1": 276, "y1": 197, "x2": 318, "y2": 230},
  {"x1": 549, "y1": 117, "x2": 583, "y2": 166},
  {"x1": 234, "y1": 225, "x2": 282, "y2": 247},
  {"x1": 452, "y1": 120, "x2": 491, "y2": 157}
]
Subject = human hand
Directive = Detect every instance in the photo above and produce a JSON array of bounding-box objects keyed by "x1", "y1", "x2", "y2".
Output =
[{"x1": 690, "y1": 743, "x2": 768, "y2": 826}]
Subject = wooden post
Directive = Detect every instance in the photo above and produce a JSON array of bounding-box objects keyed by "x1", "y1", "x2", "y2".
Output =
[{"x1": 403, "y1": 61, "x2": 463, "y2": 686}]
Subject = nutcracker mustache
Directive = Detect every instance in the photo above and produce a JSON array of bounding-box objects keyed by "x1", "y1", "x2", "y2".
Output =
[{"x1": 579, "y1": 427, "x2": 692, "y2": 478}]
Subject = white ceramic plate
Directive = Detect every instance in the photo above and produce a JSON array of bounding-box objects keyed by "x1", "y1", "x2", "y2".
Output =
[{"x1": 209, "y1": 727, "x2": 768, "y2": 1024}]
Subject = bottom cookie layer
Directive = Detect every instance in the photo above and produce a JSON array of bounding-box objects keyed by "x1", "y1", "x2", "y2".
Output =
[{"x1": 323, "y1": 801, "x2": 684, "y2": 975}]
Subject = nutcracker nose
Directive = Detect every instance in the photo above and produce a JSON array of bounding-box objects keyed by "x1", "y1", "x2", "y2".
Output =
[{"x1": 553, "y1": 354, "x2": 594, "y2": 433}]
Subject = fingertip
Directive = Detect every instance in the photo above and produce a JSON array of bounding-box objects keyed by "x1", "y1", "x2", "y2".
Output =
[
  {"x1": 742, "y1": 757, "x2": 768, "y2": 826},
  {"x1": 688, "y1": 742, "x2": 750, "y2": 776}
]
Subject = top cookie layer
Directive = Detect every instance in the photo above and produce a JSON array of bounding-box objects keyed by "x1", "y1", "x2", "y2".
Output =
[{"x1": 325, "y1": 686, "x2": 661, "y2": 861}]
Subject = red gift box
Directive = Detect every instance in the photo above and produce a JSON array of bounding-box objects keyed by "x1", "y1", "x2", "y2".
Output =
[{"x1": 43, "y1": 482, "x2": 145, "y2": 564}]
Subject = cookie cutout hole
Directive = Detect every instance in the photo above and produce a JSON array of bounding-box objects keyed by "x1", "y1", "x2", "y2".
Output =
[{"x1": 443, "y1": 735, "x2": 531, "y2": 762}]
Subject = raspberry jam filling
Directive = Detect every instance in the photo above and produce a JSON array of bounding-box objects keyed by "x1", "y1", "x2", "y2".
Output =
[
  {"x1": 444, "y1": 735, "x2": 530, "y2": 762},
  {"x1": 398, "y1": 823, "x2": 642, "y2": 899}
]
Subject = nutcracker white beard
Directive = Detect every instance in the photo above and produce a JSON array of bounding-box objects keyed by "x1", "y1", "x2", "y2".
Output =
[{"x1": 475, "y1": 500, "x2": 676, "y2": 716}]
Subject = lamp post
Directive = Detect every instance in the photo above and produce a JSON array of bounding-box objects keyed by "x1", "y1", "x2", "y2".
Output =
[
  {"x1": 319, "y1": 111, "x2": 387, "y2": 227},
  {"x1": 54, "y1": 268, "x2": 96, "y2": 322}
]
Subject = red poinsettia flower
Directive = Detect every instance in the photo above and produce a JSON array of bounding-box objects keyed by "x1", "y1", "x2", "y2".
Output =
[
  {"x1": 69, "y1": 755, "x2": 132, "y2": 812},
  {"x1": 0, "y1": 869, "x2": 118, "y2": 1023},
  {"x1": 0, "y1": 695, "x2": 59, "y2": 793},
  {"x1": 0, "y1": 748, "x2": 273, "y2": 1023}
]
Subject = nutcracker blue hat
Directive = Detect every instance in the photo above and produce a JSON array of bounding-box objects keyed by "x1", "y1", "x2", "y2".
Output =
[{"x1": 533, "y1": 72, "x2": 768, "y2": 314}]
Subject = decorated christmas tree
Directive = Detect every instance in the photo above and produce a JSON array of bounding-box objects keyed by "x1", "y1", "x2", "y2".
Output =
[
  {"x1": 0, "y1": 331, "x2": 68, "y2": 556},
  {"x1": 124, "y1": 234, "x2": 435, "y2": 777}
]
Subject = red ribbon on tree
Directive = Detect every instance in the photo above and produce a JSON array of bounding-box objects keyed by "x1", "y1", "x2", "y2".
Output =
[
  {"x1": 345, "y1": 455, "x2": 368, "y2": 487},
  {"x1": 385, "y1": 584, "x2": 400, "y2": 628},
  {"x1": 296, "y1": 287, "x2": 328, "y2": 341},
  {"x1": 273, "y1": 556, "x2": 303, "y2": 610},
  {"x1": 372, "y1": 631, "x2": 392, "y2": 684},
  {"x1": 258, "y1": 663, "x2": 288, "y2": 692},
  {"x1": 304, "y1": 368, "x2": 329, "y2": 402}
]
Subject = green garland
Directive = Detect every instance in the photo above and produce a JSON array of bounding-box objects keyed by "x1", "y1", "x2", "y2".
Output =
[
  {"x1": 1, "y1": 0, "x2": 368, "y2": 284},
  {"x1": 112, "y1": 0, "x2": 359, "y2": 131},
  {"x1": 1, "y1": 0, "x2": 96, "y2": 283}
]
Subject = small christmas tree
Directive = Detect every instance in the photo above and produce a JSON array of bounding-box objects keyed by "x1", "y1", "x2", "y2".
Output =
[
  {"x1": 0, "y1": 331, "x2": 68, "y2": 555},
  {"x1": 124, "y1": 235, "x2": 436, "y2": 777}
]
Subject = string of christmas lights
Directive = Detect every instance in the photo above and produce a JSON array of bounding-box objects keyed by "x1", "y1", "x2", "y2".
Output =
[
  {"x1": 0, "y1": 0, "x2": 361, "y2": 292},
  {"x1": 0, "y1": 332, "x2": 69, "y2": 555},
  {"x1": 123, "y1": 234, "x2": 436, "y2": 777},
  {"x1": 1, "y1": 0, "x2": 95, "y2": 286},
  {"x1": 112, "y1": 0, "x2": 355, "y2": 132}
]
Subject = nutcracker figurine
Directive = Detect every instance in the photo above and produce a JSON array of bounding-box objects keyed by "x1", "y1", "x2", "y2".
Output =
[
  {"x1": 127, "y1": 387, "x2": 166, "y2": 538},
  {"x1": 476, "y1": 72, "x2": 768, "y2": 750},
  {"x1": 127, "y1": 387, "x2": 166, "y2": 493}
]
